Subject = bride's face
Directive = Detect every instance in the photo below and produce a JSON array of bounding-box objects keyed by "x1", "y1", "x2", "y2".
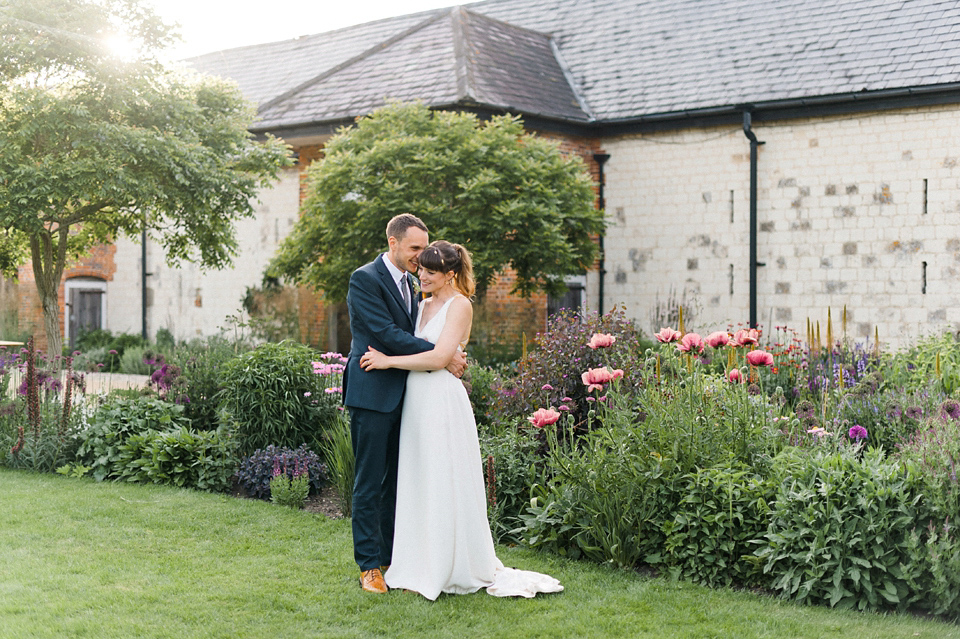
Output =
[{"x1": 418, "y1": 267, "x2": 454, "y2": 294}]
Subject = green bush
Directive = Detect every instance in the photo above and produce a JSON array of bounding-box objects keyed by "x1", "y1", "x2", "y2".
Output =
[
  {"x1": 663, "y1": 464, "x2": 774, "y2": 588},
  {"x1": 465, "y1": 360, "x2": 500, "y2": 427},
  {"x1": 480, "y1": 421, "x2": 542, "y2": 543},
  {"x1": 219, "y1": 340, "x2": 334, "y2": 455},
  {"x1": 75, "y1": 396, "x2": 192, "y2": 481},
  {"x1": 115, "y1": 427, "x2": 236, "y2": 492},
  {"x1": 755, "y1": 445, "x2": 921, "y2": 612},
  {"x1": 73, "y1": 330, "x2": 147, "y2": 372},
  {"x1": 118, "y1": 346, "x2": 156, "y2": 375},
  {"x1": 169, "y1": 336, "x2": 247, "y2": 431}
]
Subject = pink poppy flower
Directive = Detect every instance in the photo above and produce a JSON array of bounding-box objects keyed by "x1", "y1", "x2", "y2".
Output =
[
  {"x1": 587, "y1": 333, "x2": 616, "y2": 349},
  {"x1": 581, "y1": 366, "x2": 623, "y2": 392},
  {"x1": 732, "y1": 328, "x2": 759, "y2": 347},
  {"x1": 746, "y1": 350, "x2": 774, "y2": 367},
  {"x1": 706, "y1": 331, "x2": 730, "y2": 348},
  {"x1": 655, "y1": 327, "x2": 682, "y2": 343},
  {"x1": 528, "y1": 407, "x2": 562, "y2": 429},
  {"x1": 728, "y1": 369, "x2": 744, "y2": 383},
  {"x1": 676, "y1": 332, "x2": 704, "y2": 353}
]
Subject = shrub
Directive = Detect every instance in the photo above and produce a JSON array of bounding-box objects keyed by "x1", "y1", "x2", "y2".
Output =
[
  {"x1": 495, "y1": 307, "x2": 650, "y2": 428},
  {"x1": 73, "y1": 330, "x2": 147, "y2": 372},
  {"x1": 235, "y1": 444, "x2": 327, "y2": 500},
  {"x1": 75, "y1": 395, "x2": 192, "y2": 481},
  {"x1": 118, "y1": 346, "x2": 156, "y2": 375},
  {"x1": 755, "y1": 445, "x2": 921, "y2": 612},
  {"x1": 465, "y1": 360, "x2": 500, "y2": 427},
  {"x1": 269, "y1": 460, "x2": 310, "y2": 509},
  {"x1": 663, "y1": 464, "x2": 775, "y2": 588},
  {"x1": 480, "y1": 421, "x2": 542, "y2": 543},
  {"x1": 219, "y1": 341, "x2": 338, "y2": 454},
  {"x1": 168, "y1": 336, "x2": 247, "y2": 430},
  {"x1": 116, "y1": 427, "x2": 237, "y2": 492}
]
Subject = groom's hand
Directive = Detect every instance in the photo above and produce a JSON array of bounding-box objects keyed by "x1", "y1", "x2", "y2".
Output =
[{"x1": 446, "y1": 350, "x2": 467, "y2": 378}]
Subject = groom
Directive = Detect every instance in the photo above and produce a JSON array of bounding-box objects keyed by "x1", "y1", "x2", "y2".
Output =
[{"x1": 342, "y1": 213, "x2": 466, "y2": 594}]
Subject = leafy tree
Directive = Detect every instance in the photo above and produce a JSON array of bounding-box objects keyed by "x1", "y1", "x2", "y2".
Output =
[
  {"x1": 270, "y1": 102, "x2": 603, "y2": 301},
  {"x1": 0, "y1": 0, "x2": 291, "y2": 354}
]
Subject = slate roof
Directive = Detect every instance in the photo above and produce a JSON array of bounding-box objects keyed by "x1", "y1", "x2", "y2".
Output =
[{"x1": 187, "y1": 0, "x2": 960, "y2": 132}]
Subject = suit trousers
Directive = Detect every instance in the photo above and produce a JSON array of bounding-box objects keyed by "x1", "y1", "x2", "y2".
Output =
[{"x1": 349, "y1": 402, "x2": 403, "y2": 571}]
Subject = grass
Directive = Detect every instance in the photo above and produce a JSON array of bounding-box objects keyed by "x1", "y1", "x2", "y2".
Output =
[{"x1": 1, "y1": 467, "x2": 957, "y2": 639}]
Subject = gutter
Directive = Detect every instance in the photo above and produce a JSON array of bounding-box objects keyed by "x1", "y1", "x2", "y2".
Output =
[
  {"x1": 593, "y1": 153, "x2": 610, "y2": 315},
  {"x1": 741, "y1": 110, "x2": 765, "y2": 329}
]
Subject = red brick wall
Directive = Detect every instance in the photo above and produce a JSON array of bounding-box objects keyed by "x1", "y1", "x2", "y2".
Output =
[{"x1": 18, "y1": 243, "x2": 117, "y2": 352}]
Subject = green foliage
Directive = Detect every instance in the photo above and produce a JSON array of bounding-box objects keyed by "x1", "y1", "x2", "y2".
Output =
[
  {"x1": 115, "y1": 427, "x2": 236, "y2": 492},
  {"x1": 219, "y1": 341, "x2": 332, "y2": 455},
  {"x1": 480, "y1": 422, "x2": 542, "y2": 543},
  {"x1": 270, "y1": 472, "x2": 310, "y2": 509},
  {"x1": 169, "y1": 335, "x2": 249, "y2": 430},
  {"x1": 465, "y1": 360, "x2": 500, "y2": 426},
  {"x1": 755, "y1": 446, "x2": 921, "y2": 612},
  {"x1": 0, "y1": 0, "x2": 291, "y2": 354},
  {"x1": 74, "y1": 395, "x2": 192, "y2": 481},
  {"x1": 663, "y1": 464, "x2": 774, "y2": 588},
  {"x1": 118, "y1": 345, "x2": 155, "y2": 375},
  {"x1": 318, "y1": 414, "x2": 354, "y2": 517},
  {"x1": 270, "y1": 101, "x2": 602, "y2": 300},
  {"x1": 235, "y1": 444, "x2": 327, "y2": 500}
]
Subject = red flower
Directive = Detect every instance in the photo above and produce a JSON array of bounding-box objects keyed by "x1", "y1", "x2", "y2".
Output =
[
  {"x1": 655, "y1": 327, "x2": 682, "y2": 343},
  {"x1": 676, "y1": 332, "x2": 704, "y2": 353},
  {"x1": 581, "y1": 367, "x2": 624, "y2": 392},
  {"x1": 587, "y1": 333, "x2": 616, "y2": 349},
  {"x1": 746, "y1": 350, "x2": 774, "y2": 367},
  {"x1": 528, "y1": 407, "x2": 562, "y2": 428},
  {"x1": 732, "y1": 328, "x2": 759, "y2": 347},
  {"x1": 706, "y1": 331, "x2": 730, "y2": 348}
]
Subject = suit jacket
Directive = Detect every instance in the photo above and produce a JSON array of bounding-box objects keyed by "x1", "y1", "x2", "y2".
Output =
[{"x1": 342, "y1": 254, "x2": 433, "y2": 413}]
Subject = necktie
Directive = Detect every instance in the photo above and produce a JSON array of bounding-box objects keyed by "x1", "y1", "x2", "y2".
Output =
[{"x1": 401, "y1": 274, "x2": 411, "y2": 313}]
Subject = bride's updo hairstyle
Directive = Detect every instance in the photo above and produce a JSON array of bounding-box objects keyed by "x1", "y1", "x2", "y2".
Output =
[{"x1": 418, "y1": 240, "x2": 475, "y2": 298}]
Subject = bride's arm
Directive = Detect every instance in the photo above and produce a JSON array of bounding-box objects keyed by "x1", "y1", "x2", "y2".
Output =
[{"x1": 360, "y1": 298, "x2": 472, "y2": 372}]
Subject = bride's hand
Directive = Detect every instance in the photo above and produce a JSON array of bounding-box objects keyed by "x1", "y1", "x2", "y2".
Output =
[{"x1": 359, "y1": 346, "x2": 389, "y2": 370}]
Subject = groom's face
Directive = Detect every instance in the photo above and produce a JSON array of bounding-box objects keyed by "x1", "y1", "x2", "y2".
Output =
[{"x1": 387, "y1": 227, "x2": 429, "y2": 274}]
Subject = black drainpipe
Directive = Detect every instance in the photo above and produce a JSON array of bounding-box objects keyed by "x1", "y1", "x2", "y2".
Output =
[
  {"x1": 742, "y1": 111, "x2": 765, "y2": 328},
  {"x1": 593, "y1": 153, "x2": 610, "y2": 315},
  {"x1": 141, "y1": 217, "x2": 149, "y2": 341}
]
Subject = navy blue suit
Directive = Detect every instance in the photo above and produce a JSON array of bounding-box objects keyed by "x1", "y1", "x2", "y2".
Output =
[{"x1": 343, "y1": 255, "x2": 433, "y2": 570}]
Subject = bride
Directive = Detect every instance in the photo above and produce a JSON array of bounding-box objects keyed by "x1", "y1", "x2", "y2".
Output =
[{"x1": 359, "y1": 240, "x2": 562, "y2": 600}]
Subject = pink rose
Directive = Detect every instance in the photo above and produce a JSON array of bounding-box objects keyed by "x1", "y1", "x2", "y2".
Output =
[
  {"x1": 587, "y1": 333, "x2": 617, "y2": 349},
  {"x1": 581, "y1": 366, "x2": 622, "y2": 392},
  {"x1": 655, "y1": 327, "x2": 682, "y2": 343},
  {"x1": 746, "y1": 350, "x2": 774, "y2": 367},
  {"x1": 676, "y1": 332, "x2": 704, "y2": 353},
  {"x1": 732, "y1": 328, "x2": 759, "y2": 347},
  {"x1": 528, "y1": 407, "x2": 562, "y2": 429},
  {"x1": 706, "y1": 331, "x2": 730, "y2": 348}
]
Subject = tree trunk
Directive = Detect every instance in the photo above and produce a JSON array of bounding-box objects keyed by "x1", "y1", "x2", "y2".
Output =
[{"x1": 30, "y1": 227, "x2": 69, "y2": 357}]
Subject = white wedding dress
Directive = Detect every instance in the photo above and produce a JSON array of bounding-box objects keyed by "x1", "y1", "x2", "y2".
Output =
[{"x1": 384, "y1": 295, "x2": 563, "y2": 600}]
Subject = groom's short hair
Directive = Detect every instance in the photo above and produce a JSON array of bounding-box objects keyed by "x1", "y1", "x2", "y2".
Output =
[{"x1": 386, "y1": 214, "x2": 428, "y2": 241}]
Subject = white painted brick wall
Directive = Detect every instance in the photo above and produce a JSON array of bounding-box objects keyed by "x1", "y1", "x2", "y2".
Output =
[{"x1": 600, "y1": 104, "x2": 960, "y2": 350}]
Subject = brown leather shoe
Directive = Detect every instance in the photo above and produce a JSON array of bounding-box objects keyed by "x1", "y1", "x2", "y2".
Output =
[{"x1": 359, "y1": 568, "x2": 388, "y2": 594}]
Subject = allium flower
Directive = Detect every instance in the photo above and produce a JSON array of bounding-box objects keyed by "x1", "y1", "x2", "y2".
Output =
[
  {"x1": 732, "y1": 328, "x2": 759, "y2": 347},
  {"x1": 728, "y1": 369, "x2": 744, "y2": 383},
  {"x1": 746, "y1": 350, "x2": 774, "y2": 367},
  {"x1": 848, "y1": 424, "x2": 868, "y2": 440},
  {"x1": 528, "y1": 407, "x2": 561, "y2": 429},
  {"x1": 587, "y1": 333, "x2": 616, "y2": 349},
  {"x1": 676, "y1": 332, "x2": 704, "y2": 353},
  {"x1": 581, "y1": 367, "x2": 623, "y2": 392},
  {"x1": 655, "y1": 327, "x2": 682, "y2": 343},
  {"x1": 706, "y1": 331, "x2": 730, "y2": 348},
  {"x1": 108, "y1": 349, "x2": 118, "y2": 355},
  {"x1": 541, "y1": 384, "x2": 554, "y2": 391},
  {"x1": 558, "y1": 404, "x2": 570, "y2": 411},
  {"x1": 905, "y1": 406, "x2": 924, "y2": 420},
  {"x1": 561, "y1": 397, "x2": 573, "y2": 403},
  {"x1": 941, "y1": 399, "x2": 960, "y2": 420}
]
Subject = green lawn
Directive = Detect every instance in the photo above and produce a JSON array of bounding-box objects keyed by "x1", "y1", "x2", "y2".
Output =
[{"x1": 1, "y1": 467, "x2": 956, "y2": 639}]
